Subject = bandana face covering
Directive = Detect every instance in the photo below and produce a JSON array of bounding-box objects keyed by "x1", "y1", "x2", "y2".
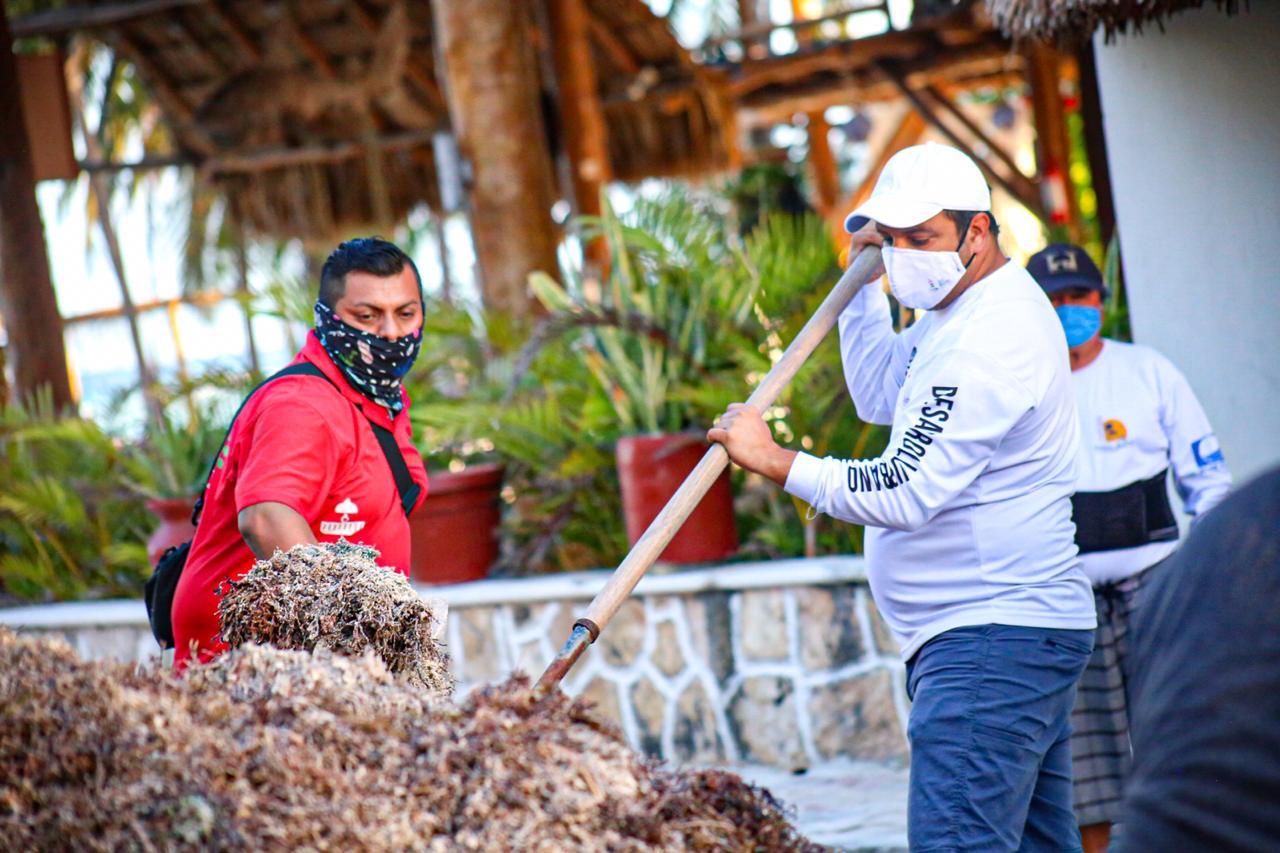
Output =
[{"x1": 313, "y1": 301, "x2": 422, "y2": 414}]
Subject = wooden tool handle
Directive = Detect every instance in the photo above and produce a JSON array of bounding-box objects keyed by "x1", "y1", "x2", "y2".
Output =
[{"x1": 579, "y1": 243, "x2": 883, "y2": 636}]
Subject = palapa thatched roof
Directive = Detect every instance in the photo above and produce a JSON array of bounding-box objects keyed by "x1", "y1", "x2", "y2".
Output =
[
  {"x1": 12, "y1": 0, "x2": 731, "y2": 242},
  {"x1": 986, "y1": 0, "x2": 1247, "y2": 43}
]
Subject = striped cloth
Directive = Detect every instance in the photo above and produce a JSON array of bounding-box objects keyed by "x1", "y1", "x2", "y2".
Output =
[{"x1": 1069, "y1": 561, "x2": 1162, "y2": 826}]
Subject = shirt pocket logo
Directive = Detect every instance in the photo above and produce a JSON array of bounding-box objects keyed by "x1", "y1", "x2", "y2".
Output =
[
  {"x1": 320, "y1": 497, "x2": 366, "y2": 536},
  {"x1": 1102, "y1": 418, "x2": 1128, "y2": 443}
]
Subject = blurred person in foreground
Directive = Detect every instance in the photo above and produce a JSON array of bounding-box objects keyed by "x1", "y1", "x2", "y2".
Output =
[
  {"x1": 710, "y1": 143, "x2": 1096, "y2": 851},
  {"x1": 1027, "y1": 243, "x2": 1232, "y2": 853},
  {"x1": 1115, "y1": 466, "x2": 1279, "y2": 852},
  {"x1": 171, "y1": 238, "x2": 428, "y2": 670}
]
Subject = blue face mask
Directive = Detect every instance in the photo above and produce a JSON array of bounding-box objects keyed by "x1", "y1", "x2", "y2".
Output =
[{"x1": 1055, "y1": 304, "x2": 1102, "y2": 348}]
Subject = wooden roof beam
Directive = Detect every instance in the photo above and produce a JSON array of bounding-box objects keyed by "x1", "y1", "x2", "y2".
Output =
[
  {"x1": 171, "y1": 8, "x2": 229, "y2": 76},
  {"x1": 11, "y1": 0, "x2": 207, "y2": 38},
  {"x1": 286, "y1": 6, "x2": 337, "y2": 79},
  {"x1": 735, "y1": 52, "x2": 1018, "y2": 126},
  {"x1": 588, "y1": 16, "x2": 640, "y2": 75},
  {"x1": 346, "y1": 0, "x2": 443, "y2": 109},
  {"x1": 924, "y1": 82, "x2": 1031, "y2": 184},
  {"x1": 206, "y1": 2, "x2": 262, "y2": 65},
  {"x1": 873, "y1": 59, "x2": 1045, "y2": 219},
  {"x1": 199, "y1": 128, "x2": 435, "y2": 175},
  {"x1": 698, "y1": 0, "x2": 890, "y2": 54},
  {"x1": 112, "y1": 31, "x2": 219, "y2": 157}
]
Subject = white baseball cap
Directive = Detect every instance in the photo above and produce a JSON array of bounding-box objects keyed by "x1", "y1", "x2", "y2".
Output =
[{"x1": 844, "y1": 143, "x2": 991, "y2": 232}]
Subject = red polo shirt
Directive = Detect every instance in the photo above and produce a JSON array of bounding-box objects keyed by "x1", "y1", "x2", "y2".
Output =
[{"x1": 171, "y1": 331, "x2": 428, "y2": 668}]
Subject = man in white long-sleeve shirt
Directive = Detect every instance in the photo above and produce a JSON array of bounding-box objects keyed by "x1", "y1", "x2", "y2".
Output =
[
  {"x1": 1026, "y1": 243, "x2": 1232, "y2": 853},
  {"x1": 710, "y1": 143, "x2": 1097, "y2": 852}
]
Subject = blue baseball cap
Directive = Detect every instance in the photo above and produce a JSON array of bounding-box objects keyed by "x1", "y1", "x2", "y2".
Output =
[{"x1": 1026, "y1": 243, "x2": 1107, "y2": 298}]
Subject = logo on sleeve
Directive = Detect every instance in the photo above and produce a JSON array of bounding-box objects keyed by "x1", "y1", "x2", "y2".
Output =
[
  {"x1": 847, "y1": 386, "x2": 956, "y2": 493},
  {"x1": 1103, "y1": 419, "x2": 1127, "y2": 442},
  {"x1": 1192, "y1": 433, "x2": 1224, "y2": 467},
  {"x1": 320, "y1": 497, "x2": 365, "y2": 536}
]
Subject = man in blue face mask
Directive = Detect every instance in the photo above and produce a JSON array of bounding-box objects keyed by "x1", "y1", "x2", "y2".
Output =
[{"x1": 1027, "y1": 243, "x2": 1232, "y2": 853}]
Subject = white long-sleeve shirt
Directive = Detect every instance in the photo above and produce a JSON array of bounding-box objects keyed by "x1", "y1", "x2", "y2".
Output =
[
  {"x1": 1071, "y1": 339, "x2": 1232, "y2": 584},
  {"x1": 784, "y1": 261, "x2": 1096, "y2": 660}
]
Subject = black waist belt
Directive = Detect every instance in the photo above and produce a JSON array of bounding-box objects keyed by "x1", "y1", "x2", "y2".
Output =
[{"x1": 1071, "y1": 469, "x2": 1179, "y2": 554}]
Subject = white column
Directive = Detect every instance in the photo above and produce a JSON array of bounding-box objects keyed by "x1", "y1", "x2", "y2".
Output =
[{"x1": 1094, "y1": 5, "x2": 1280, "y2": 483}]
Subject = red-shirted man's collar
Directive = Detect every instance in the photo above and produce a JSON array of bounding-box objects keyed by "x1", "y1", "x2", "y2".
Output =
[{"x1": 295, "y1": 330, "x2": 412, "y2": 430}]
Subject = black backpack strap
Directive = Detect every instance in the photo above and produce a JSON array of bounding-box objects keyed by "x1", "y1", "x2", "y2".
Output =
[
  {"x1": 369, "y1": 420, "x2": 423, "y2": 516},
  {"x1": 191, "y1": 362, "x2": 333, "y2": 526},
  {"x1": 192, "y1": 361, "x2": 419, "y2": 525}
]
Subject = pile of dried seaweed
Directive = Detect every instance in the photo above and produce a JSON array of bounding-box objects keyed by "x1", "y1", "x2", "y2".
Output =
[
  {"x1": 218, "y1": 540, "x2": 451, "y2": 692},
  {"x1": 0, "y1": 630, "x2": 820, "y2": 852}
]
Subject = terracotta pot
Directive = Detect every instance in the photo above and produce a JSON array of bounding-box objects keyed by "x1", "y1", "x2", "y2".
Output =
[
  {"x1": 409, "y1": 463, "x2": 504, "y2": 585},
  {"x1": 146, "y1": 497, "x2": 197, "y2": 567},
  {"x1": 615, "y1": 433, "x2": 738, "y2": 564}
]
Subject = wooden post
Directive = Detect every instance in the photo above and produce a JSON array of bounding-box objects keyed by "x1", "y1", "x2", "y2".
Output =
[
  {"x1": 1076, "y1": 41, "x2": 1117, "y2": 250},
  {"x1": 1024, "y1": 43, "x2": 1081, "y2": 239},
  {"x1": 806, "y1": 110, "x2": 841, "y2": 216},
  {"x1": 0, "y1": 9, "x2": 74, "y2": 412},
  {"x1": 846, "y1": 109, "x2": 925, "y2": 211},
  {"x1": 790, "y1": 1, "x2": 841, "y2": 216},
  {"x1": 434, "y1": 211, "x2": 453, "y2": 305},
  {"x1": 432, "y1": 0, "x2": 561, "y2": 315},
  {"x1": 545, "y1": 0, "x2": 611, "y2": 276}
]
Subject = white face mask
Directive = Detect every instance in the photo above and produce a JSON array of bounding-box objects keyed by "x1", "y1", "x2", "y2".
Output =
[{"x1": 882, "y1": 246, "x2": 968, "y2": 310}]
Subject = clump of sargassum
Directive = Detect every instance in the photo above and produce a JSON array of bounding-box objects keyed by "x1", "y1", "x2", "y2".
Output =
[
  {"x1": 0, "y1": 542, "x2": 822, "y2": 851},
  {"x1": 217, "y1": 539, "x2": 451, "y2": 692}
]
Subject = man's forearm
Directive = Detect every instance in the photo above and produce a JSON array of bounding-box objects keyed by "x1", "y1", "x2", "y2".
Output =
[
  {"x1": 760, "y1": 446, "x2": 799, "y2": 488},
  {"x1": 237, "y1": 501, "x2": 317, "y2": 559}
]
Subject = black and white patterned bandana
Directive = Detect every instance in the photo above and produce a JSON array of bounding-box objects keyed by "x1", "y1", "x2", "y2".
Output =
[{"x1": 313, "y1": 301, "x2": 421, "y2": 414}]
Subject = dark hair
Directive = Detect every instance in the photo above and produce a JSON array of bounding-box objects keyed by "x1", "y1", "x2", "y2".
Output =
[
  {"x1": 318, "y1": 237, "x2": 422, "y2": 308},
  {"x1": 944, "y1": 209, "x2": 1000, "y2": 241}
]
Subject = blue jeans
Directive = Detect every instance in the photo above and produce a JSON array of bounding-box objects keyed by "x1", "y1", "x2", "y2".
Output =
[{"x1": 905, "y1": 624, "x2": 1094, "y2": 852}]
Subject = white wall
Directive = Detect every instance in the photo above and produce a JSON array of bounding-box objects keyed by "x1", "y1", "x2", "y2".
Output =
[{"x1": 1095, "y1": 5, "x2": 1280, "y2": 484}]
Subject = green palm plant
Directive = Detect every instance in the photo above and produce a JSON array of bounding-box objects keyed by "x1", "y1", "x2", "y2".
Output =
[
  {"x1": 529, "y1": 190, "x2": 762, "y2": 436},
  {"x1": 122, "y1": 401, "x2": 230, "y2": 501},
  {"x1": 0, "y1": 390, "x2": 152, "y2": 602},
  {"x1": 406, "y1": 296, "x2": 628, "y2": 574},
  {"x1": 526, "y1": 189, "x2": 888, "y2": 561},
  {"x1": 731, "y1": 211, "x2": 890, "y2": 557}
]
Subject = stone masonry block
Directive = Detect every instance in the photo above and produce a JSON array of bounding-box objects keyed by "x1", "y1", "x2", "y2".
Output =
[
  {"x1": 673, "y1": 679, "x2": 727, "y2": 764},
  {"x1": 630, "y1": 676, "x2": 666, "y2": 757},
  {"x1": 652, "y1": 620, "x2": 685, "y2": 677},
  {"x1": 456, "y1": 606, "x2": 503, "y2": 681},
  {"x1": 796, "y1": 586, "x2": 865, "y2": 671},
  {"x1": 739, "y1": 589, "x2": 788, "y2": 662},
  {"x1": 684, "y1": 593, "x2": 735, "y2": 685},
  {"x1": 728, "y1": 676, "x2": 806, "y2": 768},
  {"x1": 510, "y1": 602, "x2": 549, "y2": 633},
  {"x1": 597, "y1": 598, "x2": 646, "y2": 667},
  {"x1": 578, "y1": 676, "x2": 624, "y2": 731},
  {"x1": 865, "y1": 596, "x2": 901, "y2": 658},
  {"x1": 808, "y1": 669, "x2": 907, "y2": 762}
]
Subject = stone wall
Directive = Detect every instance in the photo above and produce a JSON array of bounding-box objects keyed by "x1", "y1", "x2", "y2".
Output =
[{"x1": 0, "y1": 557, "x2": 908, "y2": 769}]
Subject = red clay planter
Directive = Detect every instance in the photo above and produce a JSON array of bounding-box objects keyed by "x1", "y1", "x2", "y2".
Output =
[
  {"x1": 410, "y1": 463, "x2": 504, "y2": 585},
  {"x1": 615, "y1": 434, "x2": 738, "y2": 564},
  {"x1": 145, "y1": 498, "x2": 197, "y2": 567}
]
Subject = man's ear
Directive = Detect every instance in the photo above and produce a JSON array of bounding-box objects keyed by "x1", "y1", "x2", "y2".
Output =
[{"x1": 969, "y1": 213, "x2": 993, "y2": 255}]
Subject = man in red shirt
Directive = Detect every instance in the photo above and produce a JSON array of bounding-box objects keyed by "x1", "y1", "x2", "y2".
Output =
[{"x1": 172, "y1": 238, "x2": 428, "y2": 668}]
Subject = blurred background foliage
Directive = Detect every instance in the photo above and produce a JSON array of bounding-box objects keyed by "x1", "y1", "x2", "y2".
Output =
[{"x1": 3, "y1": 169, "x2": 889, "y2": 600}]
